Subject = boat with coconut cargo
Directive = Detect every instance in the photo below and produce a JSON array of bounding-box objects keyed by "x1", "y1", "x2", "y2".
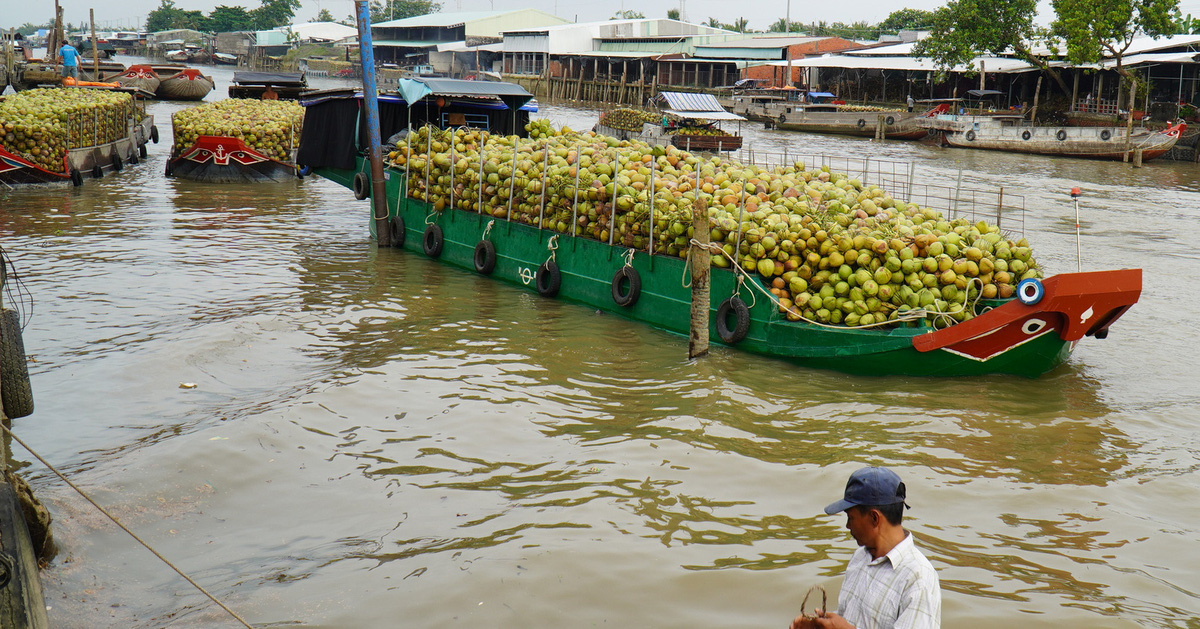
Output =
[
  {"x1": 731, "y1": 89, "x2": 936, "y2": 140},
  {"x1": 166, "y1": 98, "x2": 305, "y2": 182},
  {"x1": 297, "y1": 79, "x2": 1141, "y2": 378},
  {"x1": 0, "y1": 86, "x2": 157, "y2": 186},
  {"x1": 595, "y1": 93, "x2": 745, "y2": 152}
]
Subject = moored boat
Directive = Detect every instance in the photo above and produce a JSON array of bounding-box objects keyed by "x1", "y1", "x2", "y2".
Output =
[
  {"x1": 166, "y1": 98, "x2": 304, "y2": 183},
  {"x1": 157, "y1": 68, "x2": 214, "y2": 101},
  {"x1": 227, "y1": 71, "x2": 309, "y2": 100},
  {"x1": 213, "y1": 52, "x2": 238, "y2": 65},
  {"x1": 297, "y1": 83, "x2": 1141, "y2": 378},
  {"x1": 0, "y1": 86, "x2": 156, "y2": 186},
  {"x1": 105, "y1": 64, "x2": 160, "y2": 94},
  {"x1": 734, "y1": 90, "x2": 935, "y2": 140},
  {"x1": 921, "y1": 112, "x2": 1186, "y2": 161}
]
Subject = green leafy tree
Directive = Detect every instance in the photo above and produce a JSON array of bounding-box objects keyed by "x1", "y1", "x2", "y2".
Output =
[
  {"x1": 147, "y1": 0, "x2": 209, "y2": 31},
  {"x1": 877, "y1": 8, "x2": 935, "y2": 32},
  {"x1": 369, "y1": 0, "x2": 443, "y2": 23},
  {"x1": 731, "y1": 17, "x2": 750, "y2": 32},
  {"x1": 1052, "y1": 0, "x2": 1177, "y2": 112},
  {"x1": 667, "y1": 8, "x2": 680, "y2": 20},
  {"x1": 312, "y1": 8, "x2": 335, "y2": 22},
  {"x1": 208, "y1": 5, "x2": 255, "y2": 32},
  {"x1": 612, "y1": 10, "x2": 646, "y2": 19},
  {"x1": 767, "y1": 18, "x2": 802, "y2": 33},
  {"x1": 913, "y1": 0, "x2": 1070, "y2": 94},
  {"x1": 251, "y1": 0, "x2": 301, "y2": 30},
  {"x1": 705, "y1": 17, "x2": 722, "y2": 28}
]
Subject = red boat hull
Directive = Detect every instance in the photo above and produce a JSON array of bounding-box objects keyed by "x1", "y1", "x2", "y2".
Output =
[{"x1": 168, "y1": 135, "x2": 297, "y2": 183}]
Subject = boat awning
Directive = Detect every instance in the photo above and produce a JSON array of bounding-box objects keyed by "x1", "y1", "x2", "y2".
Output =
[
  {"x1": 232, "y1": 71, "x2": 306, "y2": 86},
  {"x1": 808, "y1": 91, "x2": 836, "y2": 99},
  {"x1": 302, "y1": 80, "x2": 536, "y2": 111},
  {"x1": 967, "y1": 89, "x2": 1004, "y2": 98},
  {"x1": 405, "y1": 77, "x2": 534, "y2": 111},
  {"x1": 663, "y1": 108, "x2": 745, "y2": 121}
]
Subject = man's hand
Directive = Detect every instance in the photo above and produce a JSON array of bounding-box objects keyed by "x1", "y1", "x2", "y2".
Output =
[{"x1": 788, "y1": 610, "x2": 856, "y2": 629}]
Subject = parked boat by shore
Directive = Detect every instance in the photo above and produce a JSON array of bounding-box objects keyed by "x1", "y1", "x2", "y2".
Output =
[
  {"x1": 732, "y1": 90, "x2": 935, "y2": 140},
  {"x1": 105, "y1": 64, "x2": 160, "y2": 94},
  {"x1": 213, "y1": 52, "x2": 238, "y2": 66},
  {"x1": 921, "y1": 112, "x2": 1186, "y2": 161},
  {"x1": 298, "y1": 82, "x2": 1141, "y2": 378},
  {"x1": 157, "y1": 68, "x2": 213, "y2": 101},
  {"x1": 0, "y1": 87, "x2": 156, "y2": 186},
  {"x1": 228, "y1": 71, "x2": 309, "y2": 100}
]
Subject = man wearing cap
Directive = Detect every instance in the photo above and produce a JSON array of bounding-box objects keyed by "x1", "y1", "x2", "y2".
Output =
[{"x1": 790, "y1": 466, "x2": 941, "y2": 629}]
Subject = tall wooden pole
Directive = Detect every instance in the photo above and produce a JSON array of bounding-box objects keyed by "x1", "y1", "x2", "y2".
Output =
[
  {"x1": 89, "y1": 9, "x2": 99, "y2": 80},
  {"x1": 355, "y1": 0, "x2": 391, "y2": 247}
]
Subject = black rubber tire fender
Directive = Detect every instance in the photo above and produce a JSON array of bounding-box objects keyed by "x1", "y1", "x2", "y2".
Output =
[
  {"x1": 611, "y1": 266, "x2": 642, "y2": 307},
  {"x1": 965, "y1": 130, "x2": 977, "y2": 142},
  {"x1": 474, "y1": 240, "x2": 497, "y2": 274},
  {"x1": 1021, "y1": 130, "x2": 1031, "y2": 141},
  {"x1": 150, "y1": 125, "x2": 160, "y2": 144},
  {"x1": 91, "y1": 163, "x2": 103, "y2": 179},
  {"x1": 1100, "y1": 129, "x2": 1112, "y2": 141},
  {"x1": 165, "y1": 160, "x2": 173, "y2": 177},
  {"x1": 857, "y1": 118, "x2": 866, "y2": 128},
  {"x1": 0, "y1": 309, "x2": 34, "y2": 419},
  {"x1": 1056, "y1": 129, "x2": 1067, "y2": 141},
  {"x1": 111, "y1": 153, "x2": 123, "y2": 173},
  {"x1": 139, "y1": 143, "x2": 148, "y2": 158},
  {"x1": 536, "y1": 260, "x2": 561, "y2": 297},
  {"x1": 352, "y1": 171, "x2": 369, "y2": 200},
  {"x1": 778, "y1": 113, "x2": 786, "y2": 125},
  {"x1": 716, "y1": 296, "x2": 750, "y2": 344},
  {"x1": 422, "y1": 224, "x2": 444, "y2": 258},
  {"x1": 885, "y1": 115, "x2": 896, "y2": 126},
  {"x1": 69, "y1": 168, "x2": 83, "y2": 187},
  {"x1": 389, "y1": 216, "x2": 406, "y2": 247}
]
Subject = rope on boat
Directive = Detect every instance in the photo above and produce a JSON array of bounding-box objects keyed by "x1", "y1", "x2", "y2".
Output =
[
  {"x1": 482, "y1": 219, "x2": 495, "y2": 241},
  {"x1": 546, "y1": 234, "x2": 559, "y2": 263},
  {"x1": 0, "y1": 423, "x2": 256, "y2": 629},
  {"x1": 622, "y1": 247, "x2": 636, "y2": 269},
  {"x1": 687, "y1": 238, "x2": 966, "y2": 331}
]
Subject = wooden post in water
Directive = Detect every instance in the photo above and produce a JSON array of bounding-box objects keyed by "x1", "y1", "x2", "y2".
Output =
[
  {"x1": 688, "y1": 194, "x2": 711, "y2": 359},
  {"x1": 875, "y1": 114, "x2": 885, "y2": 140},
  {"x1": 89, "y1": 9, "x2": 99, "y2": 80},
  {"x1": 355, "y1": 0, "x2": 391, "y2": 246},
  {"x1": 1133, "y1": 149, "x2": 1143, "y2": 168}
]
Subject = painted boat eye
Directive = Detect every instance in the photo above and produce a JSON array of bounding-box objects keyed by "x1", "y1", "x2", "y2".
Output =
[{"x1": 1021, "y1": 318, "x2": 1047, "y2": 335}]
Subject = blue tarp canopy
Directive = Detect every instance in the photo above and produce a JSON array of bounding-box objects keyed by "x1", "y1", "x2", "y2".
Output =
[{"x1": 807, "y1": 91, "x2": 837, "y2": 99}]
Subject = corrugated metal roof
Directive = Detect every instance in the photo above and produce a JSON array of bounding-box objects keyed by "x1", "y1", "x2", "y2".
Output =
[
  {"x1": 663, "y1": 108, "x2": 745, "y2": 120},
  {"x1": 764, "y1": 54, "x2": 1036, "y2": 74},
  {"x1": 658, "y1": 91, "x2": 736, "y2": 114},
  {"x1": 375, "y1": 10, "x2": 507, "y2": 28},
  {"x1": 698, "y1": 36, "x2": 829, "y2": 49}
]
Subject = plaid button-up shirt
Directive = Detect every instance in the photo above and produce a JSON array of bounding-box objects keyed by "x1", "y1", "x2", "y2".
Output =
[{"x1": 837, "y1": 532, "x2": 941, "y2": 629}]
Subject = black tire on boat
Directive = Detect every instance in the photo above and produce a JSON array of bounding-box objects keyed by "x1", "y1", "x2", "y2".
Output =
[
  {"x1": 112, "y1": 154, "x2": 123, "y2": 173},
  {"x1": 611, "y1": 266, "x2": 641, "y2": 307},
  {"x1": 422, "y1": 224, "x2": 444, "y2": 258},
  {"x1": 965, "y1": 130, "x2": 977, "y2": 142},
  {"x1": 857, "y1": 119, "x2": 866, "y2": 128},
  {"x1": 1100, "y1": 129, "x2": 1112, "y2": 141},
  {"x1": 778, "y1": 113, "x2": 786, "y2": 125},
  {"x1": 139, "y1": 144, "x2": 148, "y2": 158},
  {"x1": 536, "y1": 260, "x2": 561, "y2": 297},
  {"x1": 91, "y1": 163, "x2": 102, "y2": 179},
  {"x1": 716, "y1": 296, "x2": 750, "y2": 344},
  {"x1": 885, "y1": 115, "x2": 896, "y2": 126},
  {"x1": 352, "y1": 172, "x2": 369, "y2": 200},
  {"x1": 473, "y1": 240, "x2": 497, "y2": 274},
  {"x1": 0, "y1": 309, "x2": 34, "y2": 419},
  {"x1": 69, "y1": 168, "x2": 83, "y2": 187},
  {"x1": 1022, "y1": 130, "x2": 1031, "y2": 141},
  {"x1": 150, "y1": 125, "x2": 159, "y2": 144},
  {"x1": 165, "y1": 160, "x2": 173, "y2": 176},
  {"x1": 389, "y1": 216, "x2": 406, "y2": 247},
  {"x1": 1056, "y1": 129, "x2": 1067, "y2": 141}
]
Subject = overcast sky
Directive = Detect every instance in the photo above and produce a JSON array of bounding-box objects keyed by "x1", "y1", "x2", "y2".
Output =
[{"x1": 8, "y1": 0, "x2": 1200, "y2": 34}]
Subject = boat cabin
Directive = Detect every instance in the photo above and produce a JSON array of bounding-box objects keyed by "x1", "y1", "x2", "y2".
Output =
[
  {"x1": 228, "y1": 71, "x2": 309, "y2": 100},
  {"x1": 296, "y1": 77, "x2": 536, "y2": 171}
]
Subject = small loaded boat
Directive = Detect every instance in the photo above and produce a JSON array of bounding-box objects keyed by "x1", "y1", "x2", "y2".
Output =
[
  {"x1": 653, "y1": 91, "x2": 744, "y2": 151},
  {"x1": 920, "y1": 112, "x2": 1186, "y2": 161},
  {"x1": 213, "y1": 52, "x2": 238, "y2": 66},
  {"x1": 0, "y1": 86, "x2": 157, "y2": 186},
  {"x1": 298, "y1": 79, "x2": 1142, "y2": 378},
  {"x1": 105, "y1": 64, "x2": 161, "y2": 94},
  {"x1": 228, "y1": 71, "x2": 309, "y2": 100},
  {"x1": 166, "y1": 98, "x2": 305, "y2": 182},
  {"x1": 743, "y1": 91, "x2": 936, "y2": 140},
  {"x1": 165, "y1": 49, "x2": 189, "y2": 63},
  {"x1": 156, "y1": 68, "x2": 214, "y2": 100}
]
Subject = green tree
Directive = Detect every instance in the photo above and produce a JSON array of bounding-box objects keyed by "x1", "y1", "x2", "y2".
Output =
[
  {"x1": 312, "y1": 8, "x2": 335, "y2": 22},
  {"x1": 877, "y1": 8, "x2": 934, "y2": 32},
  {"x1": 369, "y1": 0, "x2": 443, "y2": 23},
  {"x1": 612, "y1": 10, "x2": 646, "y2": 19},
  {"x1": 705, "y1": 17, "x2": 723, "y2": 28},
  {"x1": 1052, "y1": 0, "x2": 1177, "y2": 111},
  {"x1": 913, "y1": 0, "x2": 1070, "y2": 94},
  {"x1": 731, "y1": 17, "x2": 749, "y2": 32},
  {"x1": 251, "y1": 0, "x2": 301, "y2": 29},
  {"x1": 208, "y1": 5, "x2": 255, "y2": 32},
  {"x1": 146, "y1": 0, "x2": 209, "y2": 31},
  {"x1": 667, "y1": 8, "x2": 680, "y2": 20},
  {"x1": 767, "y1": 18, "x2": 802, "y2": 33}
]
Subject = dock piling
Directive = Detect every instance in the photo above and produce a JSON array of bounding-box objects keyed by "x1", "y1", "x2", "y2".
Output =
[
  {"x1": 355, "y1": 0, "x2": 390, "y2": 246},
  {"x1": 689, "y1": 192, "x2": 710, "y2": 359}
]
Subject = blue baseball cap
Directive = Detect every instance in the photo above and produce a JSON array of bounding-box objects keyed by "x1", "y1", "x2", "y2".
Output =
[{"x1": 824, "y1": 466, "x2": 909, "y2": 514}]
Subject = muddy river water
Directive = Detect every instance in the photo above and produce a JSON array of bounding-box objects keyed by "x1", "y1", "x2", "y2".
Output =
[{"x1": 2, "y1": 59, "x2": 1200, "y2": 628}]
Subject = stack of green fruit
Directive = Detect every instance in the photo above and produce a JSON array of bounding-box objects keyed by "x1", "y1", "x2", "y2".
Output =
[
  {"x1": 599, "y1": 108, "x2": 663, "y2": 132},
  {"x1": 172, "y1": 99, "x2": 304, "y2": 163},
  {"x1": 384, "y1": 120, "x2": 1042, "y2": 329},
  {"x1": 675, "y1": 126, "x2": 731, "y2": 136},
  {"x1": 0, "y1": 88, "x2": 134, "y2": 172}
]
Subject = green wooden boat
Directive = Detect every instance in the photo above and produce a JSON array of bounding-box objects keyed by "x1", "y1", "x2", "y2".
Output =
[{"x1": 299, "y1": 84, "x2": 1141, "y2": 379}]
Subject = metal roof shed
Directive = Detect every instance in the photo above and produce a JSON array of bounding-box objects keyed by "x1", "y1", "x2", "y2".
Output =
[{"x1": 655, "y1": 91, "x2": 746, "y2": 120}]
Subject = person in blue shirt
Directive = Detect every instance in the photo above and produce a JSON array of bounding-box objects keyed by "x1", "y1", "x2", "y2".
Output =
[{"x1": 60, "y1": 42, "x2": 80, "y2": 79}]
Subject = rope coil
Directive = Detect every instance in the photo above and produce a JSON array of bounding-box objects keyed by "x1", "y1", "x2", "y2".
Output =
[
  {"x1": 482, "y1": 219, "x2": 495, "y2": 241},
  {"x1": 546, "y1": 234, "x2": 559, "y2": 263}
]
